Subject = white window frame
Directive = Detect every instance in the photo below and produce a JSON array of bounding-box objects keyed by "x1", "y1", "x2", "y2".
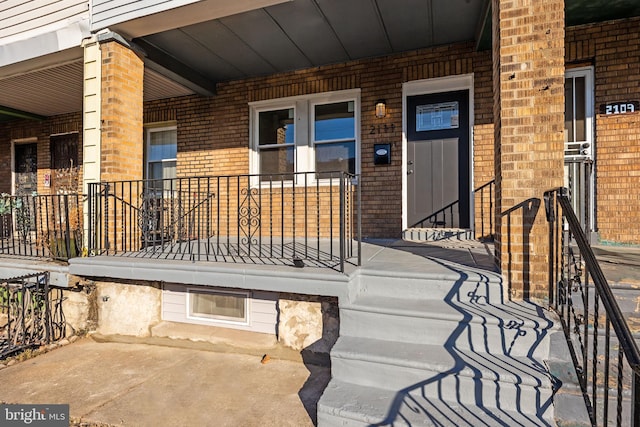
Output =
[
  {"x1": 310, "y1": 98, "x2": 358, "y2": 179},
  {"x1": 401, "y1": 74, "x2": 475, "y2": 231},
  {"x1": 145, "y1": 125, "x2": 177, "y2": 181},
  {"x1": 249, "y1": 89, "x2": 361, "y2": 185},
  {"x1": 564, "y1": 67, "x2": 594, "y2": 161},
  {"x1": 252, "y1": 103, "x2": 298, "y2": 182},
  {"x1": 564, "y1": 66, "x2": 595, "y2": 233},
  {"x1": 186, "y1": 287, "x2": 250, "y2": 326}
]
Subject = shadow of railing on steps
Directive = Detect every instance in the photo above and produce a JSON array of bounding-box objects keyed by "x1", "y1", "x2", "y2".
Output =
[{"x1": 368, "y1": 253, "x2": 557, "y2": 426}]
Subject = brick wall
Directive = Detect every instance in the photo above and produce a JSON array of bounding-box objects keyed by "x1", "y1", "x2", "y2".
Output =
[
  {"x1": 0, "y1": 113, "x2": 82, "y2": 195},
  {"x1": 100, "y1": 40, "x2": 144, "y2": 183},
  {"x1": 566, "y1": 17, "x2": 640, "y2": 244},
  {"x1": 149, "y1": 43, "x2": 494, "y2": 239},
  {"x1": 493, "y1": 0, "x2": 566, "y2": 299}
]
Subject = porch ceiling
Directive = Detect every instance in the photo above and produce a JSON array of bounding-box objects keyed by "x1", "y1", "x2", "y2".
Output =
[
  {"x1": 0, "y1": 55, "x2": 195, "y2": 123},
  {"x1": 1, "y1": 0, "x2": 639, "y2": 123},
  {"x1": 132, "y1": 0, "x2": 485, "y2": 85}
]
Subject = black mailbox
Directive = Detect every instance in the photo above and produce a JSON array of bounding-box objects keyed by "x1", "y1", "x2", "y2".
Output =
[{"x1": 374, "y1": 143, "x2": 391, "y2": 165}]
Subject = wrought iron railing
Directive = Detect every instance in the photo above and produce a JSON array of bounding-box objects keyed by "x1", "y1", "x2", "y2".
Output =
[
  {"x1": 0, "y1": 272, "x2": 65, "y2": 359},
  {"x1": 87, "y1": 172, "x2": 361, "y2": 272},
  {"x1": 545, "y1": 187, "x2": 640, "y2": 426},
  {"x1": 0, "y1": 193, "x2": 83, "y2": 260},
  {"x1": 409, "y1": 179, "x2": 495, "y2": 240}
]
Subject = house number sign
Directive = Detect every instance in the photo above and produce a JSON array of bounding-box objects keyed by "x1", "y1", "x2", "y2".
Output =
[{"x1": 600, "y1": 101, "x2": 639, "y2": 115}]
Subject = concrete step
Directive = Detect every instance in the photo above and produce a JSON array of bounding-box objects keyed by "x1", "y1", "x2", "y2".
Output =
[
  {"x1": 355, "y1": 269, "x2": 505, "y2": 304},
  {"x1": 329, "y1": 336, "x2": 553, "y2": 415},
  {"x1": 340, "y1": 296, "x2": 558, "y2": 357},
  {"x1": 318, "y1": 380, "x2": 555, "y2": 427}
]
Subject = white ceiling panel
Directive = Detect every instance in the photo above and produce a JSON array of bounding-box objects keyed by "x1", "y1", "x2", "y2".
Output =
[
  {"x1": 0, "y1": 61, "x2": 83, "y2": 116},
  {"x1": 144, "y1": 68, "x2": 195, "y2": 101}
]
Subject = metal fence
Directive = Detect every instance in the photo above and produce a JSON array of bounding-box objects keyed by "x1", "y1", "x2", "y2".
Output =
[
  {"x1": 88, "y1": 172, "x2": 361, "y2": 272},
  {"x1": 545, "y1": 187, "x2": 640, "y2": 427},
  {"x1": 408, "y1": 179, "x2": 495, "y2": 241},
  {"x1": 0, "y1": 194, "x2": 83, "y2": 260},
  {"x1": 0, "y1": 272, "x2": 65, "y2": 359}
]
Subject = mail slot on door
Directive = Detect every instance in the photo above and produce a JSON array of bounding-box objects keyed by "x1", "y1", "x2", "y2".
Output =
[{"x1": 374, "y1": 143, "x2": 391, "y2": 165}]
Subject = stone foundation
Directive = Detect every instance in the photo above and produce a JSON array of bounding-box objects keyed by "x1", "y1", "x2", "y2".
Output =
[
  {"x1": 277, "y1": 294, "x2": 339, "y2": 357},
  {"x1": 61, "y1": 280, "x2": 340, "y2": 359}
]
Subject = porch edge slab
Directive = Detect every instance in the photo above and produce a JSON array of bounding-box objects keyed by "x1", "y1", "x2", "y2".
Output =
[
  {"x1": 68, "y1": 256, "x2": 351, "y2": 299},
  {"x1": 0, "y1": 257, "x2": 70, "y2": 287}
]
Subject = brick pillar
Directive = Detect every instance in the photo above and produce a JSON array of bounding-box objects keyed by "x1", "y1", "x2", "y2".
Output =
[
  {"x1": 492, "y1": 0, "x2": 565, "y2": 300},
  {"x1": 100, "y1": 39, "x2": 144, "y2": 182}
]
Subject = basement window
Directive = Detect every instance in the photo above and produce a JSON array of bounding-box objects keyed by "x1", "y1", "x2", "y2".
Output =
[{"x1": 187, "y1": 288, "x2": 249, "y2": 324}]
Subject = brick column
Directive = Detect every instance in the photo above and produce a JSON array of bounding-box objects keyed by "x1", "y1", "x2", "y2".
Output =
[
  {"x1": 100, "y1": 38, "x2": 144, "y2": 182},
  {"x1": 492, "y1": 0, "x2": 565, "y2": 300}
]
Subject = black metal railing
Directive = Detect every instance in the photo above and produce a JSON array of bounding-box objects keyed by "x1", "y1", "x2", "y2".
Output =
[
  {"x1": 88, "y1": 172, "x2": 361, "y2": 272},
  {"x1": 545, "y1": 187, "x2": 640, "y2": 427},
  {"x1": 0, "y1": 272, "x2": 65, "y2": 359},
  {"x1": 409, "y1": 179, "x2": 495, "y2": 240},
  {"x1": 0, "y1": 193, "x2": 83, "y2": 260}
]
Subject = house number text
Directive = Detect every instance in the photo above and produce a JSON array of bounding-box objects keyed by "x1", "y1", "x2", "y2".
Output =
[
  {"x1": 600, "y1": 101, "x2": 639, "y2": 115},
  {"x1": 369, "y1": 123, "x2": 395, "y2": 134}
]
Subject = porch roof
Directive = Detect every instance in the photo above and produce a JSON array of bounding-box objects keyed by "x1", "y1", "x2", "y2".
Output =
[{"x1": 1, "y1": 0, "x2": 639, "y2": 123}]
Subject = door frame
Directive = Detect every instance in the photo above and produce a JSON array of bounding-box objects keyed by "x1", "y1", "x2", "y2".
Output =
[
  {"x1": 402, "y1": 74, "x2": 475, "y2": 230},
  {"x1": 11, "y1": 137, "x2": 38, "y2": 196},
  {"x1": 564, "y1": 66, "x2": 595, "y2": 234}
]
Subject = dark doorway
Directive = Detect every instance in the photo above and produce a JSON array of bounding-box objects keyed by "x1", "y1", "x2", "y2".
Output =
[
  {"x1": 50, "y1": 133, "x2": 79, "y2": 193},
  {"x1": 14, "y1": 143, "x2": 37, "y2": 196}
]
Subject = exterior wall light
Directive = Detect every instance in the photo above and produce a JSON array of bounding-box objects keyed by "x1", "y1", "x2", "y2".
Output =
[{"x1": 375, "y1": 99, "x2": 386, "y2": 118}]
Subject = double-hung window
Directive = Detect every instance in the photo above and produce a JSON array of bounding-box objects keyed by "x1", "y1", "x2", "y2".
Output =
[
  {"x1": 313, "y1": 101, "x2": 356, "y2": 178},
  {"x1": 146, "y1": 126, "x2": 177, "y2": 192},
  {"x1": 251, "y1": 90, "x2": 360, "y2": 182},
  {"x1": 257, "y1": 107, "x2": 295, "y2": 180}
]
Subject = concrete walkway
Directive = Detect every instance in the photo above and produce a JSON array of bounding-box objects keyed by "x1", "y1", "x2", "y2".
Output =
[{"x1": 0, "y1": 337, "x2": 330, "y2": 426}]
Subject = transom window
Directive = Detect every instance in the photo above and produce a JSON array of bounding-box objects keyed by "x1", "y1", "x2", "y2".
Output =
[{"x1": 251, "y1": 90, "x2": 360, "y2": 182}]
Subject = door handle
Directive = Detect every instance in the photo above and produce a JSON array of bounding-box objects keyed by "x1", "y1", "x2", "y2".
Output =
[
  {"x1": 407, "y1": 169, "x2": 413, "y2": 175},
  {"x1": 408, "y1": 160, "x2": 414, "y2": 165}
]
